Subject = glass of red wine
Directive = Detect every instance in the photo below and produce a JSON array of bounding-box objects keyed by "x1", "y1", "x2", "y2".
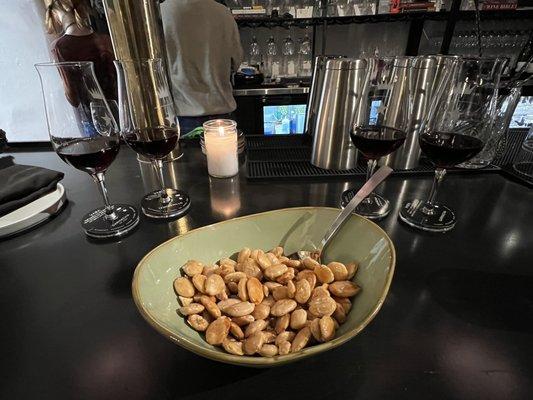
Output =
[
  {"x1": 399, "y1": 57, "x2": 506, "y2": 232},
  {"x1": 114, "y1": 58, "x2": 190, "y2": 219},
  {"x1": 343, "y1": 56, "x2": 412, "y2": 219},
  {"x1": 35, "y1": 61, "x2": 139, "y2": 239}
]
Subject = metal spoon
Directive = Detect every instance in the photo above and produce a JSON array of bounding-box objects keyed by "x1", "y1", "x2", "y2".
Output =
[{"x1": 292, "y1": 166, "x2": 393, "y2": 263}]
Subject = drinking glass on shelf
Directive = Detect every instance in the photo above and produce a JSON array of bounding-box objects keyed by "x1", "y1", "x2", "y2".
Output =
[
  {"x1": 343, "y1": 56, "x2": 412, "y2": 219},
  {"x1": 513, "y1": 126, "x2": 533, "y2": 179},
  {"x1": 35, "y1": 61, "x2": 139, "y2": 239},
  {"x1": 114, "y1": 58, "x2": 191, "y2": 219},
  {"x1": 399, "y1": 57, "x2": 506, "y2": 232}
]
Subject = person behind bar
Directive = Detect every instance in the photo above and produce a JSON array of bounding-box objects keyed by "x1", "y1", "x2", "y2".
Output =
[{"x1": 161, "y1": 0, "x2": 243, "y2": 135}]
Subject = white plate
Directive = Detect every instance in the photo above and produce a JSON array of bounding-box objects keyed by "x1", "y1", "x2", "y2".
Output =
[{"x1": 0, "y1": 183, "x2": 66, "y2": 239}]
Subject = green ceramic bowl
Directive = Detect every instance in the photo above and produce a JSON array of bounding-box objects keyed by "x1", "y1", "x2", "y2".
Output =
[{"x1": 132, "y1": 207, "x2": 395, "y2": 367}]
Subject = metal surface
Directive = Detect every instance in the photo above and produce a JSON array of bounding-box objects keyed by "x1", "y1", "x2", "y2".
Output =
[
  {"x1": 1, "y1": 146, "x2": 532, "y2": 400},
  {"x1": 233, "y1": 87, "x2": 310, "y2": 96},
  {"x1": 310, "y1": 58, "x2": 367, "y2": 170}
]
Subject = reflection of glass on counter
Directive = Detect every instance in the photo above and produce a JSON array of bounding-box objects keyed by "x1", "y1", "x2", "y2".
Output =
[
  {"x1": 209, "y1": 176, "x2": 241, "y2": 220},
  {"x1": 263, "y1": 104, "x2": 307, "y2": 135}
]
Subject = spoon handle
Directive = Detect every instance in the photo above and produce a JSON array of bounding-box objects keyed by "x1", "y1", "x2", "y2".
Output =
[{"x1": 320, "y1": 166, "x2": 393, "y2": 250}]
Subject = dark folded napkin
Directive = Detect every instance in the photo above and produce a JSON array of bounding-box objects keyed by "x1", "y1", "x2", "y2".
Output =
[{"x1": 0, "y1": 156, "x2": 64, "y2": 217}]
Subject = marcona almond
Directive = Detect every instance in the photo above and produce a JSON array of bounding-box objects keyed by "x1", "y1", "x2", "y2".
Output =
[
  {"x1": 278, "y1": 341, "x2": 291, "y2": 355},
  {"x1": 311, "y1": 285, "x2": 330, "y2": 299},
  {"x1": 294, "y1": 279, "x2": 311, "y2": 304},
  {"x1": 257, "y1": 253, "x2": 272, "y2": 270},
  {"x1": 205, "y1": 316, "x2": 231, "y2": 345},
  {"x1": 327, "y1": 262, "x2": 349, "y2": 281},
  {"x1": 302, "y1": 257, "x2": 320, "y2": 270},
  {"x1": 223, "y1": 301, "x2": 255, "y2": 317},
  {"x1": 200, "y1": 296, "x2": 221, "y2": 319},
  {"x1": 296, "y1": 270, "x2": 317, "y2": 290},
  {"x1": 237, "y1": 247, "x2": 251, "y2": 263},
  {"x1": 271, "y1": 299, "x2": 297, "y2": 317},
  {"x1": 309, "y1": 318, "x2": 322, "y2": 342},
  {"x1": 286, "y1": 280, "x2": 296, "y2": 298},
  {"x1": 262, "y1": 330, "x2": 276, "y2": 344},
  {"x1": 244, "y1": 319, "x2": 267, "y2": 337},
  {"x1": 202, "y1": 264, "x2": 219, "y2": 276},
  {"x1": 263, "y1": 284, "x2": 269, "y2": 297},
  {"x1": 217, "y1": 264, "x2": 235, "y2": 278},
  {"x1": 187, "y1": 314, "x2": 209, "y2": 331},
  {"x1": 261, "y1": 295, "x2": 276, "y2": 307},
  {"x1": 229, "y1": 322, "x2": 244, "y2": 340},
  {"x1": 308, "y1": 296, "x2": 337, "y2": 317},
  {"x1": 272, "y1": 286, "x2": 289, "y2": 301},
  {"x1": 264, "y1": 264, "x2": 288, "y2": 280},
  {"x1": 231, "y1": 315, "x2": 255, "y2": 326},
  {"x1": 314, "y1": 264, "x2": 334, "y2": 284},
  {"x1": 334, "y1": 297, "x2": 352, "y2": 313},
  {"x1": 242, "y1": 259, "x2": 263, "y2": 279},
  {"x1": 179, "y1": 303, "x2": 204, "y2": 316},
  {"x1": 216, "y1": 290, "x2": 229, "y2": 301},
  {"x1": 266, "y1": 252, "x2": 280, "y2": 265},
  {"x1": 174, "y1": 277, "x2": 195, "y2": 297},
  {"x1": 259, "y1": 344, "x2": 278, "y2": 357},
  {"x1": 222, "y1": 338, "x2": 244, "y2": 355},
  {"x1": 328, "y1": 281, "x2": 361, "y2": 297},
  {"x1": 247, "y1": 277, "x2": 264, "y2": 304},
  {"x1": 224, "y1": 271, "x2": 247, "y2": 283},
  {"x1": 227, "y1": 281, "x2": 239, "y2": 294},
  {"x1": 205, "y1": 274, "x2": 225, "y2": 296},
  {"x1": 217, "y1": 298, "x2": 240, "y2": 311},
  {"x1": 178, "y1": 296, "x2": 193, "y2": 306},
  {"x1": 264, "y1": 281, "x2": 282, "y2": 290},
  {"x1": 275, "y1": 331, "x2": 296, "y2": 345},
  {"x1": 271, "y1": 246, "x2": 284, "y2": 258},
  {"x1": 250, "y1": 249, "x2": 264, "y2": 261},
  {"x1": 291, "y1": 326, "x2": 311, "y2": 352},
  {"x1": 219, "y1": 258, "x2": 237, "y2": 267},
  {"x1": 319, "y1": 316, "x2": 336, "y2": 341},
  {"x1": 182, "y1": 260, "x2": 204, "y2": 277},
  {"x1": 192, "y1": 274, "x2": 207, "y2": 293},
  {"x1": 333, "y1": 302, "x2": 347, "y2": 323},
  {"x1": 243, "y1": 331, "x2": 265, "y2": 355},
  {"x1": 346, "y1": 261, "x2": 359, "y2": 279},
  {"x1": 290, "y1": 309, "x2": 307, "y2": 330},
  {"x1": 237, "y1": 277, "x2": 248, "y2": 301},
  {"x1": 251, "y1": 303, "x2": 270, "y2": 320},
  {"x1": 202, "y1": 310, "x2": 214, "y2": 324},
  {"x1": 275, "y1": 268, "x2": 295, "y2": 284},
  {"x1": 194, "y1": 293, "x2": 215, "y2": 303},
  {"x1": 275, "y1": 314, "x2": 290, "y2": 334}
]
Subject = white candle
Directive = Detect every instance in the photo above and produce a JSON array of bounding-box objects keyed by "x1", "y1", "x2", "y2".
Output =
[{"x1": 203, "y1": 119, "x2": 238, "y2": 178}]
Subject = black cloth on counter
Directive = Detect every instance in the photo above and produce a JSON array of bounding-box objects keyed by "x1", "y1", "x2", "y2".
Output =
[{"x1": 0, "y1": 157, "x2": 64, "y2": 217}]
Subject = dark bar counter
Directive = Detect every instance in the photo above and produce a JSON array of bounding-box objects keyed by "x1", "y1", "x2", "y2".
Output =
[{"x1": 1, "y1": 144, "x2": 532, "y2": 400}]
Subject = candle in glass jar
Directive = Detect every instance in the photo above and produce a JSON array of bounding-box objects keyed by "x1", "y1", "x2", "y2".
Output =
[{"x1": 203, "y1": 119, "x2": 238, "y2": 178}]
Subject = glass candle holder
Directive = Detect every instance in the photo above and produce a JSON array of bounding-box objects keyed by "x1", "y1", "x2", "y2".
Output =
[{"x1": 203, "y1": 119, "x2": 239, "y2": 178}]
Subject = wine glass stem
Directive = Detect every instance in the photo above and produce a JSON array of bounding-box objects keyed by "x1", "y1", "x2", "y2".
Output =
[
  {"x1": 152, "y1": 159, "x2": 171, "y2": 204},
  {"x1": 366, "y1": 159, "x2": 378, "y2": 182},
  {"x1": 94, "y1": 172, "x2": 117, "y2": 220},
  {"x1": 424, "y1": 168, "x2": 447, "y2": 213}
]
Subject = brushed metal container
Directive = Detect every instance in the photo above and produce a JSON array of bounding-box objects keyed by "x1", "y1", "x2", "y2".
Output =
[
  {"x1": 310, "y1": 58, "x2": 367, "y2": 170},
  {"x1": 380, "y1": 56, "x2": 458, "y2": 169},
  {"x1": 102, "y1": 0, "x2": 182, "y2": 162}
]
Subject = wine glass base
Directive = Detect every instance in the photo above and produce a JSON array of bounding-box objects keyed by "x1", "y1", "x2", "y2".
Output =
[
  {"x1": 398, "y1": 199, "x2": 456, "y2": 233},
  {"x1": 141, "y1": 189, "x2": 191, "y2": 219},
  {"x1": 81, "y1": 204, "x2": 139, "y2": 239},
  {"x1": 341, "y1": 190, "x2": 390, "y2": 220}
]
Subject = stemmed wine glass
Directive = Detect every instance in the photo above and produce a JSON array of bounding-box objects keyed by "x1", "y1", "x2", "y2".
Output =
[
  {"x1": 35, "y1": 61, "x2": 139, "y2": 238},
  {"x1": 399, "y1": 57, "x2": 506, "y2": 232},
  {"x1": 341, "y1": 56, "x2": 412, "y2": 219},
  {"x1": 114, "y1": 58, "x2": 191, "y2": 219}
]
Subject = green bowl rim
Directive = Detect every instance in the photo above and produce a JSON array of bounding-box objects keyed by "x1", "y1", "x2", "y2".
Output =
[{"x1": 131, "y1": 206, "x2": 396, "y2": 367}]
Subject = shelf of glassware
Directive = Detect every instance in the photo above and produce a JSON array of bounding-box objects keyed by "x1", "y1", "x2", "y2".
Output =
[{"x1": 234, "y1": 9, "x2": 533, "y2": 28}]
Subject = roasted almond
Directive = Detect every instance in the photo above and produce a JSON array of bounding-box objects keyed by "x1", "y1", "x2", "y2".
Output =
[
  {"x1": 333, "y1": 302, "x2": 347, "y2": 323},
  {"x1": 346, "y1": 261, "x2": 359, "y2": 279},
  {"x1": 274, "y1": 313, "x2": 290, "y2": 334},
  {"x1": 244, "y1": 319, "x2": 267, "y2": 337},
  {"x1": 187, "y1": 314, "x2": 209, "y2": 331},
  {"x1": 192, "y1": 274, "x2": 207, "y2": 293},
  {"x1": 271, "y1": 246, "x2": 284, "y2": 258},
  {"x1": 231, "y1": 315, "x2": 255, "y2": 326},
  {"x1": 275, "y1": 268, "x2": 295, "y2": 284},
  {"x1": 264, "y1": 264, "x2": 288, "y2": 280},
  {"x1": 314, "y1": 264, "x2": 335, "y2": 284},
  {"x1": 229, "y1": 321, "x2": 245, "y2": 340},
  {"x1": 327, "y1": 262, "x2": 349, "y2": 281},
  {"x1": 272, "y1": 286, "x2": 289, "y2": 301},
  {"x1": 200, "y1": 296, "x2": 221, "y2": 319},
  {"x1": 179, "y1": 303, "x2": 204, "y2": 316},
  {"x1": 178, "y1": 296, "x2": 193, "y2": 306},
  {"x1": 202, "y1": 264, "x2": 219, "y2": 276},
  {"x1": 237, "y1": 247, "x2": 251, "y2": 263},
  {"x1": 257, "y1": 253, "x2": 272, "y2": 270},
  {"x1": 259, "y1": 344, "x2": 278, "y2": 357},
  {"x1": 328, "y1": 281, "x2": 361, "y2": 297},
  {"x1": 309, "y1": 318, "x2": 322, "y2": 342},
  {"x1": 251, "y1": 303, "x2": 270, "y2": 320},
  {"x1": 286, "y1": 280, "x2": 296, "y2": 298},
  {"x1": 291, "y1": 326, "x2": 311, "y2": 352},
  {"x1": 290, "y1": 309, "x2": 308, "y2": 330},
  {"x1": 205, "y1": 316, "x2": 231, "y2": 345},
  {"x1": 308, "y1": 295, "x2": 337, "y2": 317},
  {"x1": 182, "y1": 260, "x2": 204, "y2": 277},
  {"x1": 243, "y1": 331, "x2": 265, "y2": 355},
  {"x1": 173, "y1": 277, "x2": 195, "y2": 298},
  {"x1": 271, "y1": 299, "x2": 297, "y2": 317},
  {"x1": 224, "y1": 271, "x2": 247, "y2": 283},
  {"x1": 319, "y1": 315, "x2": 336, "y2": 341},
  {"x1": 302, "y1": 257, "x2": 320, "y2": 270},
  {"x1": 247, "y1": 277, "x2": 264, "y2": 304},
  {"x1": 237, "y1": 277, "x2": 248, "y2": 301},
  {"x1": 266, "y1": 252, "x2": 280, "y2": 265},
  {"x1": 296, "y1": 270, "x2": 317, "y2": 290},
  {"x1": 275, "y1": 331, "x2": 296, "y2": 345},
  {"x1": 278, "y1": 340, "x2": 291, "y2": 355},
  {"x1": 219, "y1": 258, "x2": 237, "y2": 267},
  {"x1": 223, "y1": 301, "x2": 255, "y2": 317},
  {"x1": 294, "y1": 279, "x2": 311, "y2": 304},
  {"x1": 205, "y1": 274, "x2": 225, "y2": 296},
  {"x1": 222, "y1": 338, "x2": 244, "y2": 355},
  {"x1": 217, "y1": 298, "x2": 240, "y2": 311}
]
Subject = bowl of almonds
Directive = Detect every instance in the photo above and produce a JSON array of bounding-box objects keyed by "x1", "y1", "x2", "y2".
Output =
[{"x1": 132, "y1": 207, "x2": 395, "y2": 367}]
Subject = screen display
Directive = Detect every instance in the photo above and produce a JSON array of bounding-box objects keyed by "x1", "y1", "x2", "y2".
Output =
[
  {"x1": 263, "y1": 104, "x2": 306, "y2": 135},
  {"x1": 510, "y1": 96, "x2": 533, "y2": 128},
  {"x1": 369, "y1": 99, "x2": 382, "y2": 125}
]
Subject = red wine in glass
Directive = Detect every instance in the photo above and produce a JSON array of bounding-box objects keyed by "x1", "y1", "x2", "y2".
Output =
[
  {"x1": 419, "y1": 132, "x2": 485, "y2": 168},
  {"x1": 56, "y1": 137, "x2": 120, "y2": 175},
  {"x1": 350, "y1": 125, "x2": 407, "y2": 159},
  {"x1": 123, "y1": 127, "x2": 179, "y2": 159}
]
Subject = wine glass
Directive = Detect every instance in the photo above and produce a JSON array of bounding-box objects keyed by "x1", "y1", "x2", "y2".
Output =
[
  {"x1": 342, "y1": 56, "x2": 412, "y2": 220},
  {"x1": 114, "y1": 58, "x2": 191, "y2": 219},
  {"x1": 35, "y1": 61, "x2": 139, "y2": 238},
  {"x1": 399, "y1": 57, "x2": 506, "y2": 232}
]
